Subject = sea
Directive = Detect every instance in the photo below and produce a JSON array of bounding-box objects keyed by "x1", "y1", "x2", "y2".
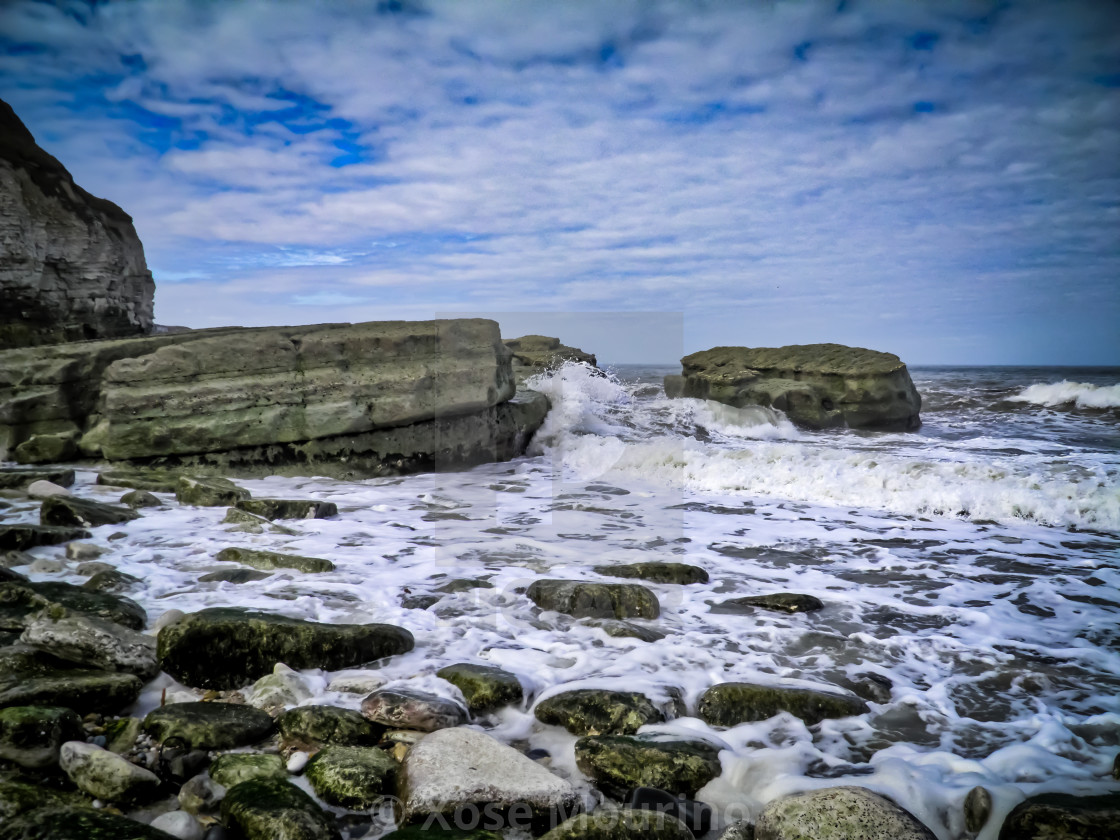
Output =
[{"x1": 6, "y1": 364, "x2": 1119, "y2": 839}]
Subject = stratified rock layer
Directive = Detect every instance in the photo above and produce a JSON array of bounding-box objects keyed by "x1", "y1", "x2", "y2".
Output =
[{"x1": 0, "y1": 98, "x2": 154, "y2": 350}]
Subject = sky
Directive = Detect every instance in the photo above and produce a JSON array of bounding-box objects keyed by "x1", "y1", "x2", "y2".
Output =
[{"x1": 1, "y1": 0, "x2": 1118, "y2": 365}]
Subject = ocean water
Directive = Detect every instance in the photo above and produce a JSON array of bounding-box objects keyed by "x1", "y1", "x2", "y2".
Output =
[{"x1": 5, "y1": 364, "x2": 1119, "y2": 838}]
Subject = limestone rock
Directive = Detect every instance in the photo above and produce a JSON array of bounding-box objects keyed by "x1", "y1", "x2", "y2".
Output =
[
  {"x1": 305, "y1": 745, "x2": 399, "y2": 808},
  {"x1": 711, "y1": 593, "x2": 824, "y2": 614},
  {"x1": 0, "y1": 644, "x2": 142, "y2": 712},
  {"x1": 0, "y1": 467, "x2": 75, "y2": 489},
  {"x1": 436, "y1": 663, "x2": 524, "y2": 713},
  {"x1": 697, "y1": 682, "x2": 869, "y2": 727},
  {"x1": 215, "y1": 547, "x2": 333, "y2": 574},
  {"x1": 157, "y1": 608, "x2": 414, "y2": 690},
  {"x1": 221, "y1": 778, "x2": 341, "y2": 840},
  {"x1": 209, "y1": 753, "x2": 287, "y2": 788},
  {"x1": 235, "y1": 499, "x2": 338, "y2": 520},
  {"x1": 143, "y1": 702, "x2": 274, "y2": 751},
  {"x1": 535, "y1": 689, "x2": 666, "y2": 736},
  {"x1": 575, "y1": 735, "x2": 723, "y2": 798},
  {"x1": 592, "y1": 562, "x2": 709, "y2": 585},
  {"x1": 175, "y1": 476, "x2": 250, "y2": 507},
  {"x1": 59, "y1": 740, "x2": 160, "y2": 803},
  {"x1": 40, "y1": 495, "x2": 139, "y2": 528},
  {"x1": 26, "y1": 479, "x2": 71, "y2": 499},
  {"x1": 0, "y1": 98, "x2": 153, "y2": 350},
  {"x1": 0, "y1": 806, "x2": 179, "y2": 840},
  {"x1": 527, "y1": 580, "x2": 660, "y2": 620},
  {"x1": 541, "y1": 809, "x2": 694, "y2": 840},
  {"x1": 669, "y1": 344, "x2": 921, "y2": 430},
  {"x1": 20, "y1": 609, "x2": 159, "y2": 678},
  {"x1": 360, "y1": 687, "x2": 466, "y2": 732},
  {"x1": 997, "y1": 793, "x2": 1120, "y2": 839},
  {"x1": 276, "y1": 704, "x2": 382, "y2": 748},
  {"x1": 755, "y1": 786, "x2": 936, "y2": 840},
  {"x1": 0, "y1": 525, "x2": 89, "y2": 552},
  {"x1": 0, "y1": 705, "x2": 85, "y2": 768},
  {"x1": 398, "y1": 727, "x2": 581, "y2": 830}
]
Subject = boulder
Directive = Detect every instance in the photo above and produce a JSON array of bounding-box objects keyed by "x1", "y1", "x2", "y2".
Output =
[
  {"x1": 360, "y1": 687, "x2": 467, "y2": 732},
  {"x1": 277, "y1": 704, "x2": 383, "y2": 748},
  {"x1": 541, "y1": 809, "x2": 694, "y2": 840},
  {"x1": 755, "y1": 786, "x2": 936, "y2": 840},
  {"x1": 59, "y1": 740, "x2": 160, "y2": 803},
  {"x1": 527, "y1": 580, "x2": 660, "y2": 620},
  {"x1": 215, "y1": 547, "x2": 334, "y2": 574},
  {"x1": 0, "y1": 524, "x2": 89, "y2": 551},
  {"x1": 0, "y1": 705, "x2": 85, "y2": 768},
  {"x1": 209, "y1": 753, "x2": 287, "y2": 788},
  {"x1": 156, "y1": 607, "x2": 414, "y2": 690},
  {"x1": 175, "y1": 476, "x2": 250, "y2": 507},
  {"x1": 199, "y1": 568, "x2": 271, "y2": 584},
  {"x1": 20, "y1": 609, "x2": 158, "y2": 678},
  {"x1": 0, "y1": 806, "x2": 179, "y2": 840},
  {"x1": 436, "y1": 663, "x2": 524, "y2": 713},
  {"x1": 246, "y1": 663, "x2": 315, "y2": 713},
  {"x1": 26, "y1": 479, "x2": 71, "y2": 498},
  {"x1": 40, "y1": 495, "x2": 139, "y2": 528},
  {"x1": 0, "y1": 644, "x2": 142, "y2": 712},
  {"x1": 575, "y1": 735, "x2": 723, "y2": 798},
  {"x1": 534, "y1": 689, "x2": 666, "y2": 735},
  {"x1": 235, "y1": 498, "x2": 338, "y2": 520},
  {"x1": 592, "y1": 562, "x2": 709, "y2": 585},
  {"x1": 0, "y1": 467, "x2": 75, "y2": 489},
  {"x1": 221, "y1": 778, "x2": 341, "y2": 840},
  {"x1": 120, "y1": 489, "x2": 161, "y2": 508},
  {"x1": 305, "y1": 745, "x2": 399, "y2": 808},
  {"x1": 997, "y1": 793, "x2": 1120, "y2": 839},
  {"x1": 397, "y1": 727, "x2": 582, "y2": 830},
  {"x1": 0, "y1": 97, "x2": 154, "y2": 351},
  {"x1": 142, "y1": 702, "x2": 275, "y2": 751},
  {"x1": 668, "y1": 344, "x2": 921, "y2": 430},
  {"x1": 585, "y1": 620, "x2": 666, "y2": 642},
  {"x1": 14, "y1": 433, "x2": 78, "y2": 464},
  {"x1": 83, "y1": 569, "x2": 141, "y2": 593},
  {"x1": 711, "y1": 593, "x2": 824, "y2": 614},
  {"x1": 0, "y1": 580, "x2": 146, "y2": 631},
  {"x1": 697, "y1": 682, "x2": 869, "y2": 727}
]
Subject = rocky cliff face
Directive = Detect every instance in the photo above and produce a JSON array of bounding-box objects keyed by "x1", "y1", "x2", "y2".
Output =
[
  {"x1": 0, "y1": 98, "x2": 154, "y2": 349},
  {"x1": 665, "y1": 343, "x2": 921, "y2": 431}
]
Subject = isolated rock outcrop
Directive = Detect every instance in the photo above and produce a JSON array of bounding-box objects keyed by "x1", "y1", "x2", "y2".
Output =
[
  {"x1": 0, "y1": 98, "x2": 154, "y2": 350},
  {"x1": 665, "y1": 343, "x2": 921, "y2": 430},
  {"x1": 504, "y1": 335, "x2": 597, "y2": 370}
]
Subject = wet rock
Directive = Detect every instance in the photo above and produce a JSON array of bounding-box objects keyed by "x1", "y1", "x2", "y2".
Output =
[
  {"x1": 964, "y1": 786, "x2": 992, "y2": 833},
  {"x1": 0, "y1": 705, "x2": 85, "y2": 768},
  {"x1": 305, "y1": 745, "x2": 398, "y2": 808},
  {"x1": 0, "y1": 467, "x2": 75, "y2": 489},
  {"x1": 535, "y1": 689, "x2": 666, "y2": 735},
  {"x1": 845, "y1": 672, "x2": 893, "y2": 705},
  {"x1": 65, "y1": 542, "x2": 104, "y2": 560},
  {"x1": 585, "y1": 620, "x2": 666, "y2": 642},
  {"x1": 214, "y1": 547, "x2": 334, "y2": 574},
  {"x1": 0, "y1": 806, "x2": 179, "y2": 840},
  {"x1": 626, "y1": 787, "x2": 713, "y2": 836},
  {"x1": 221, "y1": 508, "x2": 299, "y2": 535},
  {"x1": 150, "y1": 811, "x2": 205, "y2": 840},
  {"x1": 198, "y1": 568, "x2": 271, "y2": 584},
  {"x1": 717, "y1": 820, "x2": 755, "y2": 839},
  {"x1": 433, "y1": 577, "x2": 494, "y2": 594},
  {"x1": 210, "y1": 753, "x2": 287, "y2": 788},
  {"x1": 381, "y1": 828, "x2": 501, "y2": 840},
  {"x1": 27, "y1": 480, "x2": 71, "y2": 499},
  {"x1": 84, "y1": 569, "x2": 142, "y2": 593},
  {"x1": 14, "y1": 433, "x2": 79, "y2": 464},
  {"x1": 997, "y1": 792, "x2": 1120, "y2": 839},
  {"x1": 142, "y1": 702, "x2": 275, "y2": 751},
  {"x1": 527, "y1": 580, "x2": 660, "y2": 620},
  {"x1": 221, "y1": 777, "x2": 341, "y2": 840},
  {"x1": 59, "y1": 740, "x2": 161, "y2": 804},
  {"x1": 104, "y1": 716, "x2": 142, "y2": 753},
  {"x1": 541, "y1": 808, "x2": 694, "y2": 840},
  {"x1": 40, "y1": 495, "x2": 139, "y2": 528},
  {"x1": 175, "y1": 476, "x2": 251, "y2": 507},
  {"x1": 697, "y1": 682, "x2": 869, "y2": 727},
  {"x1": 0, "y1": 644, "x2": 142, "y2": 712},
  {"x1": 179, "y1": 773, "x2": 226, "y2": 816},
  {"x1": 156, "y1": 607, "x2": 414, "y2": 690},
  {"x1": 0, "y1": 780, "x2": 87, "y2": 821},
  {"x1": 121, "y1": 489, "x2": 161, "y2": 509},
  {"x1": 592, "y1": 562, "x2": 709, "y2": 585},
  {"x1": 0, "y1": 524, "x2": 89, "y2": 551},
  {"x1": 0, "y1": 580, "x2": 146, "y2": 631},
  {"x1": 20, "y1": 609, "x2": 159, "y2": 678},
  {"x1": 400, "y1": 593, "x2": 440, "y2": 610},
  {"x1": 234, "y1": 499, "x2": 338, "y2": 520},
  {"x1": 398, "y1": 727, "x2": 581, "y2": 830},
  {"x1": 575, "y1": 735, "x2": 723, "y2": 798},
  {"x1": 436, "y1": 663, "x2": 524, "y2": 713},
  {"x1": 246, "y1": 663, "x2": 314, "y2": 713},
  {"x1": 326, "y1": 673, "x2": 386, "y2": 695},
  {"x1": 755, "y1": 786, "x2": 936, "y2": 840},
  {"x1": 712, "y1": 593, "x2": 824, "y2": 614},
  {"x1": 360, "y1": 687, "x2": 466, "y2": 732},
  {"x1": 27, "y1": 557, "x2": 65, "y2": 574},
  {"x1": 97, "y1": 468, "x2": 180, "y2": 493},
  {"x1": 276, "y1": 704, "x2": 382, "y2": 748}
]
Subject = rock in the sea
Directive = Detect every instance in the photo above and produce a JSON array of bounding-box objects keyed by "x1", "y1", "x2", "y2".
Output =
[
  {"x1": 175, "y1": 476, "x2": 250, "y2": 507},
  {"x1": 120, "y1": 489, "x2": 161, "y2": 508},
  {"x1": 14, "y1": 433, "x2": 78, "y2": 464},
  {"x1": 535, "y1": 689, "x2": 666, "y2": 736},
  {"x1": 215, "y1": 547, "x2": 334, "y2": 574},
  {"x1": 361, "y1": 687, "x2": 467, "y2": 732},
  {"x1": 626, "y1": 788, "x2": 713, "y2": 837},
  {"x1": 527, "y1": 580, "x2": 660, "y2": 620},
  {"x1": 26, "y1": 479, "x2": 71, "y2": 499},
  {"x1": 40, "y1": 495, "x2": 139, "y2": 528},
  {"x1": 306, "y1": 745, "x2": 399, "y2": 808},
  {"x1": 964, "y1": 785, "x2": 992, "y2": 833},
  {"x1": 0, "y1": 580, "x2": 146, "y2": 631},
  {"x1": 997, "y1": 792, "x2": 1120, "y2": 839},
  {"x1": 143, "y1": 702, "x2": 275, "y2": 750},
  {"x1": 541, "y1": 809, "x2": 694, "y2": 840},
  {"x1": 668, "y1": 344, "x2": 921, "y2": 431},
  {"x1": 755, "y1": 786, "x2": 936, "y2": 840},
  {"x1": 436, "y1": 663, "x2": 524, "y2": 713},
  {"x1": 199, "y1": 568, "x2": 271, "y2": 584},
  {"x1": 210, "y1": 753, "x2": 287, "y2": 788},
  {"x1": 711, "y1": 593, "x2": 824, "y2": 614},
  {"x1": 0, "y1": 97, "x2": 154, "y2": 350},
  {"x1": 397, "y1": 727, "x2": 581, "y2": 830},
  {"x1": 0, "y1": 467, "x2": 75, "y2": 489},
  {"x1": 0, "y1": 524, "x2": 89, "y2": 552},
  {"x1": 277, "y1": 704, "x2": 383, "y2": 748},
  {"x1": 0, "y1": 806, "x2": 180, "y2": 840},
  {"x1": 0, "y1": 644, "x2": 142, "y2": 712},
  {"x1": 221, "y1": 777, "x2": 341, "y2": 840},
  {"x1": 66, "y1": 542, "x2": 105, "y2": 560},
  {"x1": 0, "y1": 705, "x2": 85, "y2": 768},
  {"x1": 575, "y1": 735, "x2": 723, "y2": 798},
  {"x1": 235, "y1": 499, "x2": 338, "y2": 520},
  {"x1": 221, "y1": 507, "x2": 299, "y2": 535},
  {"x1": 156, "y1": 607, "x2": 414, "y2": 690},
  {"x1": 504, "y1": 335, "x2": 597, "y2": 375},
  {"x1": 20, "y1": 609, "x2": 158, "y2": 678},
  {"x1": 697, "y1": 682, "x2": 869, "y2": 727},
  {"x1": 59, "y1": 740, "x2": 160, "y2": 804},
  {"x1": 83, "y1": 569, "x2": 141, "y2": 593},
  {"x1": 0, "y1": 780, "x2": 87, "y2": 822},
  {"x1": 246, "y1": 663, "x2": 315, "y2": 712},
  {"x1": 585, "y1": 619, "x2": 667, "y2": 642},
  {"x1": 592, "y1": 562, "x2": 709, "y2": 585}
]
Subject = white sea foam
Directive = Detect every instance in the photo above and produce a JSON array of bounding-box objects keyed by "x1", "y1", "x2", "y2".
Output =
[{"x1": 1010, "y1": 380, "x2": 1120, "y2": 409}]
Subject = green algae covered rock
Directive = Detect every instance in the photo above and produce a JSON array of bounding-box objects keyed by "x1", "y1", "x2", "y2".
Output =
[
  {"x1": 535, "y1": 689, "x2": 665, "y2": 736},
  {"x1": 222, "y1": 777, "x2": 341, "y2": 840},
  {"x1": 235, "y1": 498, "x2": 338, "y2": 520},
  {"x1": 541, "y1": 809, "x2": 694, "y2": 840},
  {"x1": 527, "y1": 580, "x2": 659, "y2": 620},
  {"x1": 697, "y1": 682, "x2": 869, "y2": 727},
  {"x1": 0, "y1": 705, "x2": 84, "y2": 768},
  {"x1": 381, "y1": 827, "x2": 502, "y2": 840},
  {"x1": 592, "y1": 562, "x2": 709, "y2": 585},
  {"x1": 276, "y1": 704, "x2": 382, "y2": 747},
  {"x1": 39, "y1": 495, "x2": 139, "y2": 528},
  {"x1": 175, "y1": 475, "x2": 250, "y2": 507},
  {"x1": 0, "y1": 580, "x2": 146, "y2": 632},
  {"x1": 436, "y1": 663, "x2": 524, "y2": 713},
  {"x1": 215, "y1": 547, "x2": 334, "y2": 574},
  {"x1": 156, "y1": 607, "x2": 414, "y2": 690},
  {"x1": 755, "y1": 786, "x2": 936, "y2": 840},
  {"x1": 575, "y1": 735, "x2": 723, "y2": 798},
  {"x1": 0, "y1": 644, "x2": 142, "y2": 713},
  {"x1": 712, "y1": 593, "x2": 823, "y2": 614},
  {"x1": 0, "y1": 806, "x2": 179, "y2": 840},
  {"x1": 0, "y1": 780, "x2": 88, "y2": 822},
  {"x1": 142, "y1": 701, "x2": 275, "y2": 750},
  {"x1": 120, "y1": 489, "x2": 161, "y2": 508},
  {"x1": 997, "y1": 793, "x2": 1120, "y2": 840},
  {"x1": 58, "y1": 740, "x2": 160, "y2": 804},
  {"x1": 210, "y1": 752, "x2": 287, "y2": 788},
  {"x1": 305, "y1": 745, "x2": 399, "y2": 808},
  {"x1": 13, "y1": 433, "x2": 78, "y2": 465}
]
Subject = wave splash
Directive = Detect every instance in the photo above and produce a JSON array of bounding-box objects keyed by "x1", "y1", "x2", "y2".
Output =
[{"x1": 1010, "y1": 380, "x2": 1120, "y2": 409}]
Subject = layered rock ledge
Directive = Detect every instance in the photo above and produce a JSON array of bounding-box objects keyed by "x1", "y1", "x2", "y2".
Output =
[{"x1": 664, "y1": 343, "x2": 921, "y2": 430}]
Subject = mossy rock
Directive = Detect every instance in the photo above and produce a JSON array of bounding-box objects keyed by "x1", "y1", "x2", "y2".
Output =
[
  {"x1": 306, "y1": 745, "x2": 399, "y2": 808},
  {"x1": 39, "y1": 496, "x2": 139, "y2": 528},
  {"x1": 541, "y1": 808, "x2": 694, "y2": 840},
  {"x1": 276, "y1": 704, "x2": 382, "y2": 747},
  {"x1": 103, "y1": 716, "x2": 141, "y2": 754},
  {"x1": 0, "y1": 705, "x2": 85, "y2": 769},
  {"x1": 175, "y1": 476, "x2": 251, "y2": 507},
  {"x1": 575, "y1": 735, "x2": 723, "y2": 798},
  {"x1": 0, "y1": 580, "x2": 146, "y2": 631},
  {"x1": 0, "y1": 645, "x2": 142, "y2": 713},
  {"x1": 221, "y1": 507, "x2": 299, "y2": 535},
  {"x1": 711, "y1": 593, "x2": 823, "y2": 614},
  {"x1": 13, "y1": 433, "x2": 79, "y2": 465},
  {"x1": 0, "y1": 525, "x2": 89, "y2": 552},
  {"x1": 998, "y1": 793, "x2": 1120, "y2": 840},
  {"x1": 0, "y1": 468, "x2": 76, "y2": 490},
  {"x1": 437, "y1": 663, "x2": 524, "y2": 713},
  {"x1": 120, "y1": 490, "x2": 161, "y2": 509},
  {"x1": 157, "y1": 607, "x2": 414, "y2": 690},
  {"x1": 235, "y1": 499, "x2": 338, "y2": 520},
  {"x1": 585, "y1": 620, "x2": 666, "y2": 642},
  {"x1": 199, "y1": 568, "x2": 271, "y2": 584},
  {"x1": 592, "y1": 563, "x2": 709, "y2": 585},
  {"x1": 210, "y1": 752, "x2": 287, "y2": 788},
  {"x1": 215, "y1": 547, "x2": 334, "y2": 574},
  {"x1": 0, "y1": 806, "x2": 179, "y2": 840},
  {"x1": 381, "y1": 827, "x2": 502, "y2": 840},
  {"x1": 527, "y1": 580, "x2": 660, "y2": 620},
  {"x1": 83, "y1": 570, "x2": 142, "y2": 593},
  {"x1": 142, "y1": 701, "x2": 275, "y2": 750},
  {"x1": 535, "y1": 689, "x2": 665, "y2": 735},
  {"x1": 755, "y1": 786, "x2": 936, "y2": 840},
  {"x1": 221, "y1": 777, "x2": 341, "y2": 840},
  {"x1": 0, "y1": 780, "x2": 88, "y2": 821},
  {"x1": 97, "y1": 468, "x2": 180, "y2": 493},
  {"x1": 697, "y1": 682, "x2": 869, "y2": 727}
]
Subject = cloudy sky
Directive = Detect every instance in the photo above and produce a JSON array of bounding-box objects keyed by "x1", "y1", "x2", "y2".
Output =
[{"x1": 2, "y1": 0, "x2": 1117, "y2": 364}]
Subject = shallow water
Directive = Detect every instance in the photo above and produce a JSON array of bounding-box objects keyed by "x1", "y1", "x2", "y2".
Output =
[{"x1": 3, "y1": 363, "x2": 1118, "y2": 839}]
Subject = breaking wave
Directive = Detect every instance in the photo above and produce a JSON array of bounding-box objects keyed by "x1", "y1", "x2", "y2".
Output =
[{"x1": 1009, "y1": 381, "x2": 1120, "y2": 410}]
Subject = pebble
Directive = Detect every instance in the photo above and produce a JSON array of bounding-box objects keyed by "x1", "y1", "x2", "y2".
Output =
[{"x1": 287, "y1": 751, "x2": 309, "y2": 773}]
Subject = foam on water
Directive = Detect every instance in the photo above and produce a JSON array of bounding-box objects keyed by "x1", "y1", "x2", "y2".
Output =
[{"x1": 1009, "y1": 380, "x2": 1120, "y2": 410}]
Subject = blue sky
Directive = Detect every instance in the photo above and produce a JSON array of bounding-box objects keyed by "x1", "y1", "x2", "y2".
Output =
[{"x1": 2, "y1": 0, "x2": 1117, "y2": 364}]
